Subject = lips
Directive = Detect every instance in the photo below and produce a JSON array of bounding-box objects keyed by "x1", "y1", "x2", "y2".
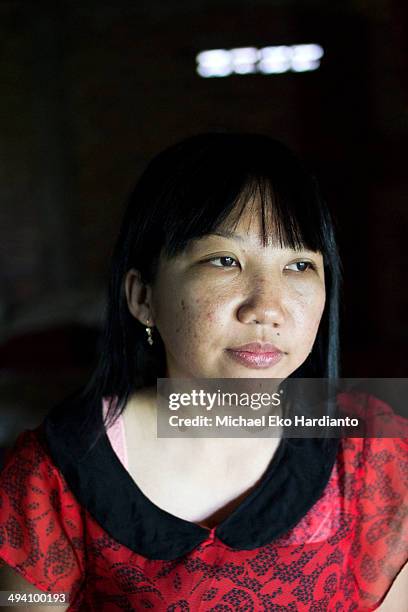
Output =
[
  {"x1": 229, "y1": 342, "x2": 282, "y2": 353},
  {"x1": 226, "y1": 342, "x2": 285, "y2": 369}
]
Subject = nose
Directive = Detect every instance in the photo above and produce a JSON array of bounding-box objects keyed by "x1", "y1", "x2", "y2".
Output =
[{"x1": 237, "y1": 282, "x2": 286, "y2": 327}]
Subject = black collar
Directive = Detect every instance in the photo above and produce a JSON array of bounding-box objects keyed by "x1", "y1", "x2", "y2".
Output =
[{"x1": 41, "y1": 397, "x2": 339, "y2": 561}]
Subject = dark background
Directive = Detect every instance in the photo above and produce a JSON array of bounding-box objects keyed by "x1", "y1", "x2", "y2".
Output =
[{"x1": 1, "y1": 0, "x2": 407, "y2": 447}]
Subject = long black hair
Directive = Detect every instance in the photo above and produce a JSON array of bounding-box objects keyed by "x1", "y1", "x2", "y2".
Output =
[{"x1": 75, "y1": 133, "x2": 341, "y2": 432}]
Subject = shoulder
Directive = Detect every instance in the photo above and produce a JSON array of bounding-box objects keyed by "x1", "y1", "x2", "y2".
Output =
[
  {"x1": 1, "y1": 428, "x2": 65, "y2": 507},
  {"x1": 335, "y1": 392, "x2": 408, "y2": 610},
  {"x1": 336, "y1": 392, "x2": 408, "y2": 484},
  {"x1": 335, "y1": 392, "x2": 407, "y2": 509},
  {"x1": 337, "y1": 390, "x2": 408, "y2": 438},
  {"x1": 1, "y1": 427, "x2": 77, "y2": 500},
  {"x1": 0, "y1": 428, "x2": 85, "y2": 598}
]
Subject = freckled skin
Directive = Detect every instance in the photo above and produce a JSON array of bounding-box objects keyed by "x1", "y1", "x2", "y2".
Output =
[{"x1": 148, "y1": 206, "x2": 326, "y2": 380}]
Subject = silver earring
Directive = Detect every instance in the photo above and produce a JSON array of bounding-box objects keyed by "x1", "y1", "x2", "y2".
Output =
[{"x1": 145, "y1": 321, "x2": 154, "y2": 346}]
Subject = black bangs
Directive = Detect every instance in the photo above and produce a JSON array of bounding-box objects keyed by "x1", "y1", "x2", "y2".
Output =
[{"x1": 137, "y1": 133, "x2": 333, "y2": 267}]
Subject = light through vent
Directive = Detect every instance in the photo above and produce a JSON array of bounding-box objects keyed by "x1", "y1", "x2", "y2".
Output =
[{"x1": 196, "y1": 44, "x2": 324, "y2": 77}]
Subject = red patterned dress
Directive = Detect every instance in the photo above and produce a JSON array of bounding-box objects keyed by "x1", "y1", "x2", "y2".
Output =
[{"x1": 0, "y1": 393, "x2": 407, "y2": 611}]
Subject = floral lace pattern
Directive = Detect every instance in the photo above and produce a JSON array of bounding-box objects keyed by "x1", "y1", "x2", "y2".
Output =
[{"x1": 0, "y1": 403, "x2": 407, "y2": 611}]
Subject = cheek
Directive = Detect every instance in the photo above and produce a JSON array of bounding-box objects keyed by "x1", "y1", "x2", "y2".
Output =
[
  {"x1": 156, "y1": 287, "x2": 227, "y2": 348},
  {"x1": 185, "y1": 295, "x2": 228, "y2": 335},
  {"x1": 291, "y1": 288, "x2": 326, "y2": 337}
]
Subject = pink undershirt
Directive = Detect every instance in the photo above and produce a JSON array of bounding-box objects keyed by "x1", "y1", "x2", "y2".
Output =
[{"x1": 103, "y1": 398, "x2": 129, "y2": 470}]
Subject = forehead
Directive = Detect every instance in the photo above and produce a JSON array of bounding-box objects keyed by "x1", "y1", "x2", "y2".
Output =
[
  {"x1": 213, "y1": 197, "x2": 298, "y2": 249},
  {"x1": 221, "y1": 198, "x2": 266, "y2": 231}
]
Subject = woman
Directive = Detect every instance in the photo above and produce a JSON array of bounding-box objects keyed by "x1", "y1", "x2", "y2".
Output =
[{"x1": 0, "y1": 133, "x2": 407, "y2": 610}]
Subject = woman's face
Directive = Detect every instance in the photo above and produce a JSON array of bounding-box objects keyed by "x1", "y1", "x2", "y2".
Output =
[{"x1": 142, "y1": 205, "x2": 325, "y2": 379}]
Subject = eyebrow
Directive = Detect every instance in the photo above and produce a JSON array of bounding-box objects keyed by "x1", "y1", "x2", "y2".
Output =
[{"x1": 197, "y1": 231, "x2": 319, "y2": 254}]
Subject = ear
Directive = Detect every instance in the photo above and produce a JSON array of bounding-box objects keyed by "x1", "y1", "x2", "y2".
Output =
[{"x1": 125, "y1": 269, "x2": 155, "y2": 326}]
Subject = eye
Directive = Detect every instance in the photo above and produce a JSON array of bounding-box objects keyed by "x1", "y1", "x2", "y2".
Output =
[
  {"x1": 285, "y1": 261, "x2": 316, "y2": 272},
  {"x1": 207, "y1": 256, "x2": 239, "y2": 268}
]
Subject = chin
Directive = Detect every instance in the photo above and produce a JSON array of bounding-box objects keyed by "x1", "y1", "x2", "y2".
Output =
[{"x1": 218, "y1": 367, "x2": 286, "y2": 380}]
